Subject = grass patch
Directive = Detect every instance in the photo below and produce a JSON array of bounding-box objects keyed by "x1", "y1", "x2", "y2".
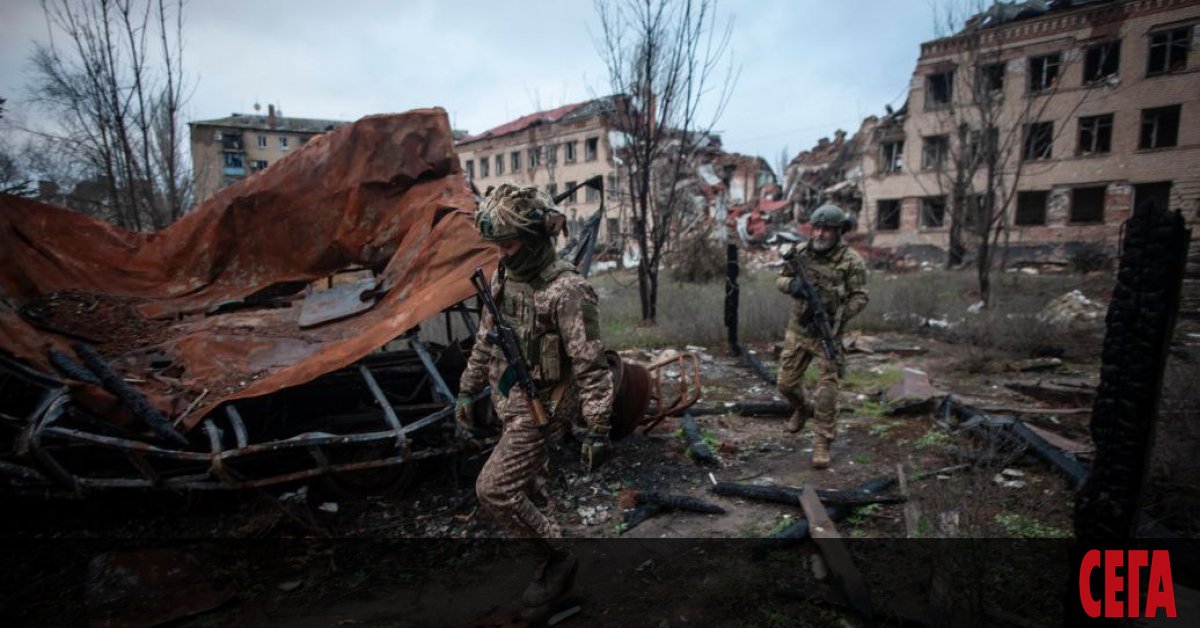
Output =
[
  {"x1": 844, "y1": 367, "x2": 903, "y2": 392},
  {"x1": 915, "y1": 428, "x2": 952, "y2": 450},
  {"x1": 851, "y1": 452, "x2": 871, "y2": 464},
  {"x1": 856, "y1": 400, "x2": 889, "y2": 418},
  {"x1": 868, "y1": 420, "x2": 903, "y2": 438},
  {"x1": 994, "y1": 512, "x2": 1071, "y2": 538}
]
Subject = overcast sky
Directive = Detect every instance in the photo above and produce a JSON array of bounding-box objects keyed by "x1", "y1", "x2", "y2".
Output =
[{"x1": 0, "y1": 0, "x2": 940, "y2": 168}]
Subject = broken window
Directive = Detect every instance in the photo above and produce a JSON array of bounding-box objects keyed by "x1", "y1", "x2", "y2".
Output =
[
  {"x1": 1028, "y1": 53, "x2": 1061, "y2": 93},
  {"x1": 1071, "y1": 186, "x2": 1106, "y2": 223},
  {"x1": 1078, "y1": 114, "x2": 1113, "y2": 154},
  {"x1": 564, "y1": 141, "x2": 578, "y2": 163},
  {"x1": 1147, "y1": 26, "x2": 1191, "y2": 76},
  {"x1": 528, "y1": 147, "x2": 540, "y2": 169},
  {"x1": 1016, "y1": 191, "x2": 1048, "y2": 225},
  {"x1": 1023, "y1": 121, "x2": 1054, "y2": 160},
  {"x1": 963, "y1": 194, "x2": 989, "y2": 230},
  {"x1": 1134, "y1": 181, "x2": 1172, "y2": 214},
  {"x1": 546, "y1": 182, "x2": 558, "y2": 198},
  {"x1": 922, "y1": 135, "x2": 949, "y2": 170},
  {"x1": 495, "y1": 154, "x2": 504, "y2": 176},
  {"x1": 479, "y1": 156, "x2": 489, "y2": 177},
  {"x1": 250, "y1": 159, "x2": 268, "y2": 172},
  {"x1": 1140, "y1": 105, "x2": 1181, "y2": 149},
  {"x1": 586, "y1": 185, "x2": 599, "y2": 202},
  {"x1": 925, "y1": 70, "x2": 954, "y2": 108},
  {"x1": 585, "y1": 137, "x2": 599, "y2": 161},
  {"x1": 1083, "y1": 41, "x2": 1121, "y2": 84},
  {"x1": 564, "y1": 181, "x2": 577, "y2": 203},
  {"x1": 879, "y1": 141, "x2": 904, "y2": 174},
  {"x1": 921, "y1": 197, "x2": 946, "y2": 228},
  {"x1": 256, "y1": 135, "x2": 267, "y2": 149},
  {"x1": 465, "y1": 160, "x2": 474, "y2": 180},
  {"x1": 220, "y1": 133, "x2": 243, "y2": 150},
  {"x1": 876, "y1": 199, "x2": 901, "y2": 230},
  {"x1": 546, "y1": 144, "x2": 558, "y2": 165},
  {"x1": 511, "y1": 151, "x2": 521, "y2": 172},
  {"x1": 222, "y1": 152, "x2": 244, "y2": 169},
  {"x1": 968, "y1": 126, "x2": 1000, "y2": 164},
  {"x1": 975, "y1": 62, "x2": 1005, "y2": 102},
  {"x1": 279, "y1": 136, "x2": 289, "y2": 150}
]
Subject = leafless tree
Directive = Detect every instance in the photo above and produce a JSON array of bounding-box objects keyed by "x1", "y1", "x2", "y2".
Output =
[
  {"x1": 595, "y1": 0, "x2": 737, "y2": 325},
  {"x1": 25, "y1": 0, "x2": 191, "y2": 230}
]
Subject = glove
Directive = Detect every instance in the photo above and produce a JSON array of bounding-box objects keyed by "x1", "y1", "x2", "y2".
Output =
[
  {"x1": 454, "y1": 393, "x2": 476, "y2": 432},
  {"x1": 787, "y1": 277, "x2": 806, "y2": 298},
  {"x1": 580, "y1": 430, "x2": 611, "y2": 473}
]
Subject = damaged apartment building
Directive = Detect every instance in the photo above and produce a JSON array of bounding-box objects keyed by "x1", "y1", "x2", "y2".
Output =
[
  {"x1": 809, "y1": 0, "x2": 1200, "y2": 263},
  {"x1": 455, "y1": 97, "x2": 628, "y2": 246}
]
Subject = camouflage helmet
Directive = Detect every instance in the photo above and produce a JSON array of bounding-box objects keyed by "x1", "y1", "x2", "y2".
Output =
[
  {"x1": 476, "y1": 183, "x2": 566, "y2": 241},
  {"x1": 810, "y1": 204, "x2": 848, "y2": 229}
]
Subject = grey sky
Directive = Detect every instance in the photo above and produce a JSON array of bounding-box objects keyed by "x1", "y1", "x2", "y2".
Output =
[{"x1": 0, "y1": 1, "x2": 939, "y2": 168}]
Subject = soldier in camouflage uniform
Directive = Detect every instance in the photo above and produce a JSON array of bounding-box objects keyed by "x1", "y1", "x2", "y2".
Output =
[
  {"x1": 776, "y1": 204, "x2": 869, "y2": 469},
  {"x1": 455, "y1": 183, "x2": 614, "y2": 608}
]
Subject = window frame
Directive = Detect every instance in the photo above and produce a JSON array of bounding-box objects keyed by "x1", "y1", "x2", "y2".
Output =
[
  {"x1": 1139, "y1": 105, "x2": 1181, "y2": 150},
  {"x1": 1023, "y1": 121, "x2": 1054, "y2": 161},
  {"x1": 879, "y1": 140, "x2": 904, "y2": 174},
  {"x1": 1147, "y1": 25, "x2": 1192, "y2": 76},
  {"x1": 1028, "y1": 53, "x2": 1062, "y2": 93},
  {"x1": 1077, "y1": 114, "x2": 1114, "y2": 155},
  {"x1": 921, "y1": 196, "x2": 946, "y2": 228},
  {"x1": 1083, "y1": 40, "x2": 1121, "y2": 84},
  {"x1": 1015, "y1": 190, "x2": 1049, "y2": 226},
  {"x1": 1069, "y1": 186, "x2": 1107, "y2": 224},
  {"x1": 875, "y1": 199, "x2": 901, "y2": 231},
  {"x1": 925, "y1": 70, "x2": 954, "y2": 109},
  {"x1": 975, "y1": 62, "x2": 1006, "y2": 103},
  {"x1": 585, "y1": 137, "x2": 599, "y2": 162},
  {"x1": 922, "y1": 135, "x2": 949, "y2": 171}
]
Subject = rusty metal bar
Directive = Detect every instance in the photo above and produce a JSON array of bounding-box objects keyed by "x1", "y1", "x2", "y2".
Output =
[
  {"x1": 41, "y1": 426, "x2": 211, "y2": 461},
  {"x1": 224, "y1": 405, "x2": 249, "y2": 448},
  {"x1": 408, "y1": 336, "x2": 454, "y2": 404}
]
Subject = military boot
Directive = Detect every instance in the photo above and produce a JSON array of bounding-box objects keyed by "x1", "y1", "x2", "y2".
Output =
[
  {"x1": 522, "y1": 549, "x2": 579, "y2": 608},
  {"x1": 811, "y1": 435, "x2": 831, "y2": 470},
  {"x1": 782, "y1": 393, "x2": 810, "y2": 434}
]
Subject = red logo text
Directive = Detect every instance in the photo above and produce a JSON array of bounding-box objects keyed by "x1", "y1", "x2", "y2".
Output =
[{"x1": 1079, "y1": 549, "x2": 1176, "y2": 619}]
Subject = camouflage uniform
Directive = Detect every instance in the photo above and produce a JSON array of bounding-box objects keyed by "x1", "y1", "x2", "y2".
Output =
[
  {"x1": 775, "y1": 240, "x2": 868, "y2": 463},
  {"x1": 459, "y1": 261, "x2": 614, "y2": 540}
]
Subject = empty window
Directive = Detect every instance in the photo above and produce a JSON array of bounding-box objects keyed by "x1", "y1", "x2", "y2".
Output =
[
  {"x1": 1134, "y1": 181, "x2": 1172, "y2": 214},
  {"x1": 1078, "y1": 114, "x2": 1113, "y2": 154},
  {"x1": 256, "y1": 135, "x2": 267, "y2": 149},
  {"x1": 1147, "y1": 26, "x2": 1192, "y2": 76},
  {"x1": 1016, "y1": 191, "x2": 1048, "y2": 225},
  {"x1": 528, "y1": 147, "x2": 540, "y2": 169},
  {"x1": 465, "y1": 160, "x2": 474, "y2": 180},
  {"x1": 511, "y1": 151, "x2": 521, "y2": 172},
  {"x1": 546, "y1": 182, "x2": 558, "y2": 199},
  {"x1": 1028, "y1": 53, "x2": 1061, "y2": 92},
  {"x1": 1140, "y1": 105, "x2": 1181, "y2": 149},
  {"x1": 585, "y1": 137, "x2": 599, "y2": 161},
  {"x1": 921, "y1": 197, "x2": 946, "y2": 228},
  {"x1": 880, "y1": 141, "x2": 904, "y2": 174},
  {"x1": 1023, "y1": 121, "x2": 1054, "y2": 160},
  {"x1": 586, "y1": 185, "x2": 599, "y2": 202},
  {"x1": 563, "y1": 181, "x2": 577, "y2": 203},
  {"x1": 976, "y1": 62, "x2": 1005, "y2": 102},
  {"x1": 922, "y1": 135, "x2": 949, "y2": 170},
  {"x1": 495, "y1": 154, "x2": 504, "y2": 176},
  {"x1": 1084, "y1": 41, "x2": 1121, "y2": 84},
  {"x1": 1071, "y1": 187, "x2": 1106, "y2": 223},
  {"x1": 546, "y1": 144, "x2": 558, "y2": 165},
  {"x1": 564, "y1": 141, "x2": 578, "y2": 163},
  {"x1": 968, "y1": 126, "x2": 1000, "y2": 164},
  {"x1": 926, "y1": 71, "x2": 954, "y2": 108},
  {"x1": 278, "y1": 136, "x2": 289, "y2": 150},
  {"x1": 876, "y1": 200, "x2": 901, "y2": 230},
  {"x1": 480, "y1": 157, "x2": 489, "y2": 177}
]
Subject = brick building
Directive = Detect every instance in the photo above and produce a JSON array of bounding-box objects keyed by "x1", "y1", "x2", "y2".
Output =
[{"x1": 859, "y1": 0, "x2": 1200, "y2": 262}]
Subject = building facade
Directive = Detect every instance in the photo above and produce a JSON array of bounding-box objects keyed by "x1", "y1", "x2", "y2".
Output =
[
  {"x1": 189, "y1": 105, "x2": 348, "y2": 203},
  {"x1": 455, "y1": 97, "x2": 627, "y2": 245},
  {"x1": 860, "y1": 0, "x2": 1200, "y2": 261}
]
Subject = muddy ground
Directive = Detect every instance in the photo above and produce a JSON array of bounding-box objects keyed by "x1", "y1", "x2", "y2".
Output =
[{"x1": 2, "y1": 328, "x2": 1107, "y2": 628}]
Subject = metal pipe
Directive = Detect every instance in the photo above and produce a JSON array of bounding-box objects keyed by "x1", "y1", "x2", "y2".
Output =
[
  {"x1": 408, "y1": 336, "x2": 455, "y2": 404},
  {"x1": 225, "y1": 405, "x2": 249, "y2": 448},
  {"x1": 357, "y1": 364, "x2": 406, "y2": 450}
]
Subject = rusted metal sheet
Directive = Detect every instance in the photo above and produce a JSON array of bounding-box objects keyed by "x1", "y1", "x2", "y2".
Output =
[
  {"x1": 0, "y1": 109, "x2": 493, "y2": 434},
  {"x1": 297, "y1": 277, "x2": 379, "y2": 328}
]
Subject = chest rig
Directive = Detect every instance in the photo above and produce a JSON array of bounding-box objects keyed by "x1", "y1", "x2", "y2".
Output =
[
  {"x1": 497, "y1": 259, "x2": 578, "y2": 387},
  {"x1": 792, "y1": 243, "x2": 850, "y2": 328}
]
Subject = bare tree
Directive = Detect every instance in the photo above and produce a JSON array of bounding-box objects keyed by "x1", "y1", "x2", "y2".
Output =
[
  {"x1": 595, "y1": 0, "x2": 737, "y2": 325},
  {"x1": 25, "y1": 0, "x2": 191, "y2": 230}
]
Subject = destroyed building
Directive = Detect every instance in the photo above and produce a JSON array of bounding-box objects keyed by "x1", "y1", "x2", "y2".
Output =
[
  {"x1": 853, "y1": 0, "x2": 1200, "y2": 263},
  {"x1": 190, "y1": 104, "x2": 350, "y2": 202},
  {"x1": 781, "y1": 121, "x2": 876, "y2": 223}
]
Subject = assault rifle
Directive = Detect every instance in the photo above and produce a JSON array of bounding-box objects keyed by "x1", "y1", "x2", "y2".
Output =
[
  {"x1": 470, "y1": 267, "x2": 555, "y2": 443},
  {"x1": 785, "y1": 250, "x2": 841, "y2": 365}
]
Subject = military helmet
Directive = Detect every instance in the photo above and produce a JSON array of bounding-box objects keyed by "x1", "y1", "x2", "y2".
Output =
[
  {"x1": 809, "y1": 204, "x2": 848, "y2": 229},
  {"x1": 476, "y1": 183, "x2": 565, "y2": 241}
]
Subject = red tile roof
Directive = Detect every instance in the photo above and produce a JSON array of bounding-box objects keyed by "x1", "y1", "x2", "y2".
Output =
[{"x1": 456, "y1": 101, "x2": 588, "y2": 144}]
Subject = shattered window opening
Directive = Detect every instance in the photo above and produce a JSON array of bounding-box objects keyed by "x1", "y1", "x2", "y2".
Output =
[
  {"x1": 1147, "y1": 26, "x2": 1192, "y2": 76},
  {"x1": 480, "y1": 156, "x2": 489, "y2": 178},
  {"x1": 962, "y1": 194, "x2": 988, "y2": 230},
  {"x1": 564, "y1": 181, "x2": 577, "y2": 203},
  {"x1": 876, "y1": 199, "x2": 901, "y2": 230},
  {"x1": 921, "y1": 196, "x2": 946, "y2": 228},
  {"x1": 967, "y1": 126, "x2": 1000, "y2": 164},
  {"x1": 880, "y1": 140, "x2": 904, "y2": 174},
  {"x1": 564, "y1": 141, "x2": 578, "y2": 163},
  {"x1": 495, "y1": 154, "x2": 504, "y2": 176},
  {"x1": 1023, "y1": 121, "x2": 1054, "y2": 160},
  {"x1": 922, "y1": 135, "x2": 949, "y2": 171},
  {"x1": 585, "y1": 137, "x2": 599, "y2": 161},
  {"x1": 1070, "y1": 186, "x2": 1107, "y2": 223},
  {"x1": 528, "y1": 146, "x2": 540, "y2": 170},
  {"x1": 925, "y1": 70, "x2": 954, "y2": 109},
  {"x1": 465, "y1": 160, "x2": 474, "y2": 180},
  {"x1": 1028, "y1": 53, "x2": 1061, "y2": 93},
  {"x1": 546, "y1": 144, "x2": 558, "y2": 165},
  {"x1": 222, "y1": 152, "x2": 244, "y2": 169},
  {"x1": 1016, "y1": 190, "x2": 1049, "y2": 225},
  {"x1": 975, "y1": 62, "x2": 1006, "y2": 103},
  {"x1": 510, "y1": 151, "x2": 521, "y2": 172},
  {"x1": 1083, "y1": 41, "x2": 1121, "y2": 84},
  {"x1": 1078, "y1": 114, "x2": 1113, "y2": 155},
  {"x1": 1139, "y1": 105, "x2": 1181, "y2": 149}
]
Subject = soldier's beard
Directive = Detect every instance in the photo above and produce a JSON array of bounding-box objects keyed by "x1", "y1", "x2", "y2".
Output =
[{"x1": 812, "y1": 235, "x2": 838, "y2": 253}]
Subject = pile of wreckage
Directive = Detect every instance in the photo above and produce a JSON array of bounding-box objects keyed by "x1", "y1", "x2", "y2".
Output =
[{"x1": 0, "y1": 109, "x2": 701, "y2": 498}]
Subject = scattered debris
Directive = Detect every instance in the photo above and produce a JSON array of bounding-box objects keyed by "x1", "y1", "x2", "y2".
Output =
[
  {"x1": 799, "y1": 486, "x2": 874, "y2": 619},
  {"x1": 711, "y1": 481, "x2": 904, "y2": 508},
  {"x1": 1008, "y1": 357, "x2": 1063, "y2": 372},
  {"x1": 884, "y1": 367, "x2": 942, "y2": 405},
  {"x1": 679, "y1": 414, "x2": 718, "y2": 466},
  {"x1": 618, "y1": 490, "x2": 726, "y2": 532},
  {"x1": 1004, "y1": 381, "x2": 1095, "y2": 406},
  {"x1": 1037, "y1": 290, "x2": 1106, "y2": 326},
  {"x1": 85, "y1": 549, "x2": 234, "y2": 628}
]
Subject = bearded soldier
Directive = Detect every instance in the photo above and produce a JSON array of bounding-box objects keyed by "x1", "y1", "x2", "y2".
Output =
[
  {"x1": 776, "y1": 204, "x2": 869, "y2": 469},
  {"x1": 455, "y1": 183, "x2": 614, "y2": 609}
]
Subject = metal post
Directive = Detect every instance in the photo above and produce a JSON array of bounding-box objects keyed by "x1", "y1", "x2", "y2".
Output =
[{"x1": 725, "y1": 243, "x2": 740, "y2": 355}]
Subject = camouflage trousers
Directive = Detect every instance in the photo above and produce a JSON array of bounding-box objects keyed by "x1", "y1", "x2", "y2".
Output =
[
  {"x1": 776, "y1": 327, "x2": 840, "y2": 442},
  {"x1": 476, "y1": 399, "x2": 572, "y2": 542}
]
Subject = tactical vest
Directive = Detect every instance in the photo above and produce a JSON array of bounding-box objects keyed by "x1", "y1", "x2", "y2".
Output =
[
  {"x1": 498, "y1": 259, "x2": 578, "y2": 387},
  {"x1": 791, "y1": 243, "x2": 851, "y2": 330}
]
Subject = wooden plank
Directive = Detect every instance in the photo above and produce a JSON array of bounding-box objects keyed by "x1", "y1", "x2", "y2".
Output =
[
  {"x1": 897, "y1": 464, "x2": 922, "y2": 539},
  {"x1": 800, "y1": 486, "x2": 874, "y2": 619}
]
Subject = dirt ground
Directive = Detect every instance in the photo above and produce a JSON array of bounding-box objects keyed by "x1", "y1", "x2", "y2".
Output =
[{"x1": 2, "y1": 326, "x2": 1104, "y2": 627}]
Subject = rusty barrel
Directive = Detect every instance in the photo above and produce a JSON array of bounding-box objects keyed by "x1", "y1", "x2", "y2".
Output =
[{"x1": 606, "y1": 350, "x2": 651, "y2": 441}]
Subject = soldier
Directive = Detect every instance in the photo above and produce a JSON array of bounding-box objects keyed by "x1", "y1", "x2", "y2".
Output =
[
  {"x1": 454, "y1": 183, "x2": 614, "y2": 609},
  {"x1": 776, "y1": 204, "x2": 869, "y2": 469}
]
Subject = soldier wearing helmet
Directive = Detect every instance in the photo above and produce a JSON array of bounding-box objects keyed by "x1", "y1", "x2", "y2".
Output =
[
  {"x1": 456, "y1": 183, "x2": 614, "y2": 609},
  {"x1": 776, "y1": 204, "x2": 869, "y2": 469}
]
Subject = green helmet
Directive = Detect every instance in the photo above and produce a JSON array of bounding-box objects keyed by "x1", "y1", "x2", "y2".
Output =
[
  {"x1": 810, "y1": 204, "x2": 848, "y2": 229},
  {"x1": 476, "y1": 183, "x2": 564, "y2": 241}
]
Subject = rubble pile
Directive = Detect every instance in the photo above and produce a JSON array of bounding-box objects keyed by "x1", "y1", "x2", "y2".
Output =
[{"x1": 1037, "y1": 290, "x2": 1107, "y2": 326}]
